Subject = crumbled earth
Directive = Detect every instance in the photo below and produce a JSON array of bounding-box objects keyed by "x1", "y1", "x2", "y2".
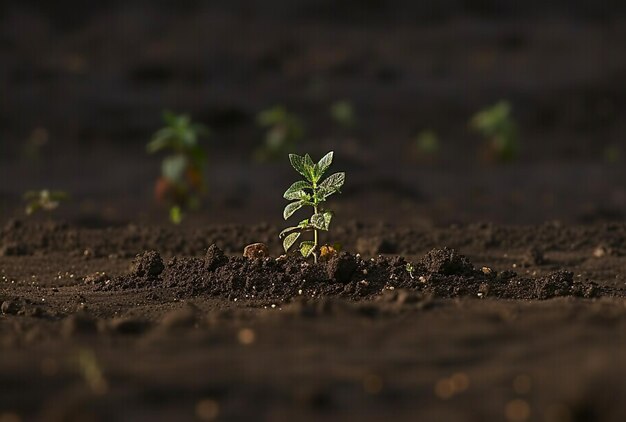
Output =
[{"x1": 1, "y1": 221, "x2": 626, "y2": 421}]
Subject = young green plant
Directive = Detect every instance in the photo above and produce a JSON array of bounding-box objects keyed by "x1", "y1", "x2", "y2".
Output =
[
  {"x1": 147, "y1": 111, "x2": 209, "y2": 224},
  {"x1": 23, "y1": 189, "x2": 69, "y2": 215},
  {"x1": 470, "y1": 101, "x2": 519, "y2": 162},
  {"x1": 256, "y1": 106, "x2": 304, "y2": 161},
  {"x1": 280, "y1": 152, "x2": 345, "y2": 263}
]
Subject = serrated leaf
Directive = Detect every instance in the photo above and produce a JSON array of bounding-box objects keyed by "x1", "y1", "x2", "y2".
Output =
[
  {"x1": 289, "y1": 154, "x2": 312, "y2": 181},
  {"x1": 284, "y1": 189, "x2": 310, "y2": 201},
  {"x1": 283, "y1": 232, "x2": 301, "y2": 252},
  {"x1": 316, "y1": 151, "x2": 333, "y2": 177},
  {"x1": 310, "y1": 213, "x2": 328, "y2": 231},
  {"x1": 279, "y1": 226, "x2": 299, "y2": 238},
  {"x1": 300, "y1": 241, "x2": 315, "y2": 257},
  {"x1": 283, "y1": 200, "x2": 304, "y2": 220},
  {"x1": 322, "y1": 211, "x2": 333, "y2": 229},
  {"x1": 319, "y1": 172, "x2": 345, "y2": 192},
  {"x1": 284, "y1": 180, "x2": 313, "y2": 200}
]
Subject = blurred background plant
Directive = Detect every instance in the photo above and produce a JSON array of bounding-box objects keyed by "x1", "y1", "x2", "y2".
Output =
[
  {"x1": 147, "y1": 111, "x2": 209, "y2": 224},
  {"x1": 330, "y1": 100, "x2": 356, "y2": 130},
  {"x1": 23, "y1": 189, "x2": 69, "y2": 215},
  {"x1": 411, "y1": 130, "x2": 440, "y2": 160},
  {"x1": 470, "y1": 101, "x2": 520, "y2": 162},
  {"x1": 255, "y1": 106, "x2": 305, "y2": 161}
]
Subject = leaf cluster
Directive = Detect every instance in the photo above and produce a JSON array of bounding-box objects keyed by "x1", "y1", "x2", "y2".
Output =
[
  {"x1": 256, "y1": 106, "x2": 304, "y2": 160},
  {"x1": 147, "y1": 111, "x2": 209, "y2": 185},
  {"x1": 279, "y1": 151, "x2": 345, "y2": 258}
]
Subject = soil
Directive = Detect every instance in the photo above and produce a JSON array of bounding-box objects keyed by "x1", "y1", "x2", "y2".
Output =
[
  {"x1": 2, "y1": 2, "x2": 626, "y2": 421},
  {"x1": 1, "y1": 220, "x2": 626, "y2": 421}
]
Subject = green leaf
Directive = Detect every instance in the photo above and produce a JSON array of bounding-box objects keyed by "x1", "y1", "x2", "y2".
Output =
[
  {"x1": 283, "y1": 200, "x2": 304, "y2": 220},
  {"x1": 297, "y1": 219, "x2": 310, "y2": 228},
  {"x1": 322, "y1": 211, "x2": 333, "y2": 229},
  {"x1": 147, "y1": 129, "x2": 174, "y2": 153},
  {"x1": 284, "y1": 190, "x2": 308, "y2": 201},
  {"x1": 169, "y1": 206, "x2": 183, "y2": 224},
  {"x1": 283, "y1": 232, "x2": 300, "y2": 252},
  {"x1": 289, "y1": 154, "x2": 312, "y2": 181},
  {"x1": 162, "y1": 155, "x2": 188, "y2": 182},
  {"x1": 310, "y1": 213, "x2": 328, "y2": 231},
  {"x1": 316, "y1": 151, "x2": 333, "y2": 178},
  {"x1": 319, "y1": 172, "x2": 345, "y2": 193},
  {"x1": 300, "y1": 241, "x2": 315, "y2": 258},
  {"x1": 284, "y1": 180, "x2": 313, "y2": 200},
  {"x1": 279, "y1": 226, "x2": 298, "y2": 238}
]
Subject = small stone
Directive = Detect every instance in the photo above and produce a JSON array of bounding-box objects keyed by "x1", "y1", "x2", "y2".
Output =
[
  {"x1": 129, "y1": 251, "x2": 164, "y2": 279},
  {"x1": 243, "y1": 243, "x2": 269, "y2": 259},
  {"x1": 1, "y1": 300, "x2": 20, "y2": 315},
  {"x1": 593, "y1": 244, "x2": 613, "y2": 258},
  {"x1": 481, "y1": 266, "x2": 493, "y2": 275}
]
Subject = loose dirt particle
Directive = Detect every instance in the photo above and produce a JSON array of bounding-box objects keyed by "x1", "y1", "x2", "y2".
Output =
[{"x1": 243, "y1": 243, "x2": 269, "y2": 259}]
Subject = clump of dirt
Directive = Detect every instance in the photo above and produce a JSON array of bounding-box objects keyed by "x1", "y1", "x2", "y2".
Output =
[
  {"x1": 419, "y1": 247, "x2": 474, "y2": 275},
  {"x1": 98, "y1": 246, "x2": 602, "y2": 302}
]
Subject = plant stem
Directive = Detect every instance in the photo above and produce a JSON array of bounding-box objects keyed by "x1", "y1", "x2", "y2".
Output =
[{"x1": 313, "y1": 204, "x2": 319, "y2": 263}]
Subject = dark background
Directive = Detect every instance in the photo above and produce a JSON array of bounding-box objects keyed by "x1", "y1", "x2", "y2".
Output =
[{"x1": 1, "y1": 0, "x2": 625, "y2": 226}]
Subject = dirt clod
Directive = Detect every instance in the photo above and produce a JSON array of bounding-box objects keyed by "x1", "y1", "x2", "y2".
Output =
[
  {"x1": 420, "y1": 248, "x2": 474, "y2": 275},
  {"x1": 205, "y1": 244, "x2": 228, "y2": 271},
  {"x1": 325, "y1": 252, "x2": 358, "y2": 283},
  {"x1": 129, "y1": 251, "x2": 164, "y2": 279}
]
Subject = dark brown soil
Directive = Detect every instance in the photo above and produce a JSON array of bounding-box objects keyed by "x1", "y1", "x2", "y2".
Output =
[
  {"x1": 2, "y1": 2, "x2": 626, "y2": 421},
  {"x1": 2, "y1": 221, "x2": 626, "y2": 421}
]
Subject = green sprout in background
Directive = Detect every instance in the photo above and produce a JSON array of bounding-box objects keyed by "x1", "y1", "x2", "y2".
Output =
[
  {"x1": 280, "y1": 151, "x2": 345, "y2": 263},
  {"x1": 412, "y1": 130, "x2": 440, "y2": 158},
  {"x1": 23, "y1": 190, "x2": 69, "y2": 215},
  {"x1": 470, "y1": 101, "x2": 520, "y2": 162},
  {"x1": 330, "y1": 100, "x2": 356, "y2": 129},
  {"x1": 147, "y1": 111, "x2": 209, "y2": 224},
  {"x1": 256, "y1": 106, "x2": 305, "y2": 161}
]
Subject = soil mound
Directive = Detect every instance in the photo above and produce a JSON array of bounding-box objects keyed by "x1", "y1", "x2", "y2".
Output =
[{"x1": 98, "y1": 246, "x2": 601, "y2": 302}]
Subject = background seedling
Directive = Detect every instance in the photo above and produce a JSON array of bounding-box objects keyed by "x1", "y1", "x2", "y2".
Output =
[
  {"x1": 256, "y1": 106, "x2": 304, "y2": 161},
  {"x1": 470, "y1": 101, "x2": 519, "y2": 162},
  {"x1": 330, "y1": 100, "x2": 356, "y2": 129},
  {"x1": 23, "y1": 189, "x2": 69, "y2": 215},
  {"x1": 412, "y1": 130, "x2": 440, "y2": 158},
  {"x1": 280, "y1": 151, "x2": 345, "y2": 263},
  {"x1": 147, "y1": 111, "x2": 209, "y2": 224}
]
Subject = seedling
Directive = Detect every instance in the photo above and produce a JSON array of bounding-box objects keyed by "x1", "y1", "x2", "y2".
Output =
[
  {"x1": 256, "y1": 106, "x2": 304, "y2": 161},
  {"x1": 412, "y1": 130, "x2": 439, "y2": 157},
  {"x1": 330, "y1": 100, "x2": 356, "y2": 129},
  {"x1": 280, "y1": 151, "x2": 345, "y2": 263},
  {"x1": 147, "y1": 111, "x2": 209, "y2": 224},
  {"x1": 470, "y1": 101, "x2": 519, "y2": 162},
  {"x1": 23, "y1": 190, "x2": 69, "y2": 215}
]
